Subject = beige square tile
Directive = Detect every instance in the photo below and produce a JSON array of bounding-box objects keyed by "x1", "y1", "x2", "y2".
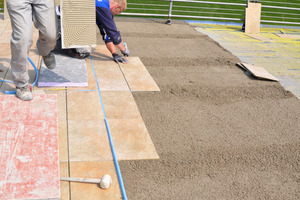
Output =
[
  {"x1": 60, "y1": 162, "x2": 70, "y2": 200},
  {"x1": 70, "y1": 161, "x2": 122, "y2": 200},
  {"x1": 67, "y1": 90, "x2": 104, "y2": 120},
  {"x1": 0, "y1": 44, "x2": 11, "y2": 56},
  {"x1": 107, "y1": 118, "x2": 159, "y2": 160},
  {"x1": 33, "y1": 29, "x2": 39, "y2": 42},
  {"x1": 90, "y1": 55, "x2": 129, "y2": 91},
  {"x1": 92, "y1": 45, "x2": 113, "y2": 58},
  {"x1": 101, "y1": 91, "x2": 142, "y2": 119},
  {"x1": 85, "y1": 69, "x2": 98, "y2": 90},
  {"x1": 0, "y1": 32, "x2": 11, "y2": 43},
  {"x1": 0, "y1": 54, "x2": 10, "y2": 69},
  {"x1": 0, "y1": 23, "x2": 11, "y2": 40},
  {"x1": 0, "y1": 21, "x2": 9, "y2": 31},
  {"x1": 119, "y1": 57, "x2": 160, "y2": 91},
  {"x1": 68, "y1": 119, "x2": 112, "y2": 162},
  {"x1": 5, "y1": 23, "x2": 12, "y2": 30}
]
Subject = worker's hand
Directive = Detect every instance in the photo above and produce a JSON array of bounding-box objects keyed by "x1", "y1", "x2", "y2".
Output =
[
  {"x1": 121, "y1": 48, "x2": 130, "y2": 57},
  {"x1": 121, "y1": 43, "x2": 130, "y2": 57},
  {"x1": 112, "y1": 53, "x2": 128, "y2": 64}
]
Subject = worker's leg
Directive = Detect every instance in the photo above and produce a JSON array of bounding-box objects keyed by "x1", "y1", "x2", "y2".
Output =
[
  {"x1": 54, "y1": 8, "x2": 62, "y2": 51},
  {"x1": 32, "y1": 0, "x2": 57, "y2": 57},
  {"x1": 6, "y1": 0, "x2": 33, "y2": 88}
]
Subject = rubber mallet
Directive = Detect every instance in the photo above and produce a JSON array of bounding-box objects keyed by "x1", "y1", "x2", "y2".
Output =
[{"x1": 60, "y1": 174, "x2": 112, "y2": 189}]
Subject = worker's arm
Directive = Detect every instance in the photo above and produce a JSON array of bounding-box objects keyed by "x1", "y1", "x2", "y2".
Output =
[
  {"x1": 105, "y1": 41, "x2": 128, "y2": 55},
  {"x1": 96, "y1": 7, "x2": 122, "y2": 46},
  {"x1": 96, "y1": 7, "x2": 130, "y2": 62},
  {"x1": 106, "y1": 42, "x2": 117, "y2": 54},
  {"x1": 96, "y1": 7, "x2": 129, "y2": 53}
]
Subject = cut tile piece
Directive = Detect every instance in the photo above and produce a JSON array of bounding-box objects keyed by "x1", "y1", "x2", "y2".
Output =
[
  {"x1": 61, "y1": 0, "x2": 96, "y2": 48},
  {"x1": 60, "y1": 162, "x2": 70, "y2": 200},
  {"x1": 107, "y1": 118, "x2": 159, "y2": 160},
  {"x1": 45, "y1": 89, "x2": 68, "y2": 163},
  {"x1": 69, "y1": 161, "x2": 122, "y2": 200},
  {"x1": 0, "y1": 95, "x2": 60, "y2": 200},
  {"x1": 68, "y1": 119, "x2": 112, "y2": 162},
  {"x1": 58, "y1": 120, "x2": 68, "y2": 162},
  {"x1": 67, "y1": 90, "x2": 104, "y2": 120},
  {"x1": 274, "y1": 33, "x2": 300, "y2": 39},
  {"x1": 38, "y1": 53, "x2": 88, "y2": 87},
  {"x1": 241, "y1": 62, "x2": 278, "y2": 81},
  {"x1": 92, "y1": 45, "x2": 113, "y2": 58},
  {"x1": 101, "y1": 91, "x2": 142, "y2": 119},
  {"x1": 245, "y1": 34, "x2": 272, "y2": 42},
  {"x1": 119, "y1": 57, "x2": 160, "y2": 91}
]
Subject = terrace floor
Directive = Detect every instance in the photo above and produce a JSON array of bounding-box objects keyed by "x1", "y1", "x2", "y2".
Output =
[
  {"x1": 0, "y1": 15, "x2": 160, "y2": 199},
  {"x1": 1, "y1": 14, "x2": 300, "y2": 200}
]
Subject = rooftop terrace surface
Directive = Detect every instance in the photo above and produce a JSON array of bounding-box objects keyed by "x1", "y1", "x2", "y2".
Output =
[{"x1": 1, "y1": 15, "x2": 300, "y2": 200}]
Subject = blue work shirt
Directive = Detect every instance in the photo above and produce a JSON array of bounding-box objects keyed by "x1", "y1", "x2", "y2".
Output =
[
  {"x1": 96, "y1": 0, "x2": 122, "y2": 45},
  {"x1": 96, "y1": 0, "x2": 110, "y2": 9}
]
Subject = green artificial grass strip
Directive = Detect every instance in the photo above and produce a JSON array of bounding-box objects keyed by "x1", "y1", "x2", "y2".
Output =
[{"x1": 123, "y1": 0, "x2": 300, "y2": 26}]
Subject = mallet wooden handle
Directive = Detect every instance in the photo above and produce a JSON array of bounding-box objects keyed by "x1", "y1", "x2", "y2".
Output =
[{"x1": 60, "y1": 177, "x2": 101, "y2": 184}]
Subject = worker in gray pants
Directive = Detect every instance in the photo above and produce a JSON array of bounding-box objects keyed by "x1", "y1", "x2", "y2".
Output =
[{"x1": 6, "y1": 0, "x2": 58, "y2": 101}]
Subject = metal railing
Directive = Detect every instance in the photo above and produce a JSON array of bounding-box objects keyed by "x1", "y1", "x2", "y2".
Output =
[
  {"x1": 0, "y1": 1, "x2": 299, "y2": 26},
  {"x1": 0, "y1": 2, "x2": 4, "y2": 12},
  {"x1": 120, "y1": 0, "x2": 300, "y2": 26}
]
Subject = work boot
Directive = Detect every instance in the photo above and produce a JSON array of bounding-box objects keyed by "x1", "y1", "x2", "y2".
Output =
[
  {"x1": 16, "y1": 85, "x2": 32, "y2": 101},
  {"x1": 43, "y1": 52, "x2": 56, "y2": 69}
]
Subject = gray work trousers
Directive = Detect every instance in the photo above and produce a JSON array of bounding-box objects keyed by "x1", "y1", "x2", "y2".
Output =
[{"x1": 6, "y1": 0, "x2": 57, "y2": 88}]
